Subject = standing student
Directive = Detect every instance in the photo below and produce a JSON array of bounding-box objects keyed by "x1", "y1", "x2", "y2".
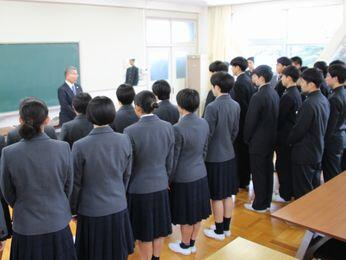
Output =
[
  {"x1": 245, "y1": 57, "x2": 255, "y2": 78},
  {"x1": 124, "y1": 91, "x2": 174, "y2": 260},
  {"x1": 275, "y1": 57, "x2": 292, "y2": 98},
  {"x1": 314, "y1": 61, "x2": 332, "y2": 98},
  {"x1": 202, "y1": 61, "x2": 230, "y2": 117},
  {"x1": 152, "y1": 80, "x2": 180, "y2": 125},
  {"x1": 244, "y1": 65, "x2": 279, "y2": 212},
  {"x1": 125, "y1": 59, "x2": 139, "y2": 86},
  {"x1": 322, "y1": 65, "x2": 346, "y2": 182},
  {"x1": 168, "y1": 89, "x2": 211, "y2": 256},
  {"x1": 291, "y1": 56, "x2": 303, "y2": 71},
  {"x1": 58, "y1": 66, "x2": 83, "y2": 126},
  {"x1": 288, "y1": 69, "x2": 330, "y2": 198},
  {"x1": 0, "y1": 98, "x2": 76, "y2": 260},
  {"x1": 71, "y1": 96, "x2": 134, "y2": 260},
  {"x1": 59, "y1": 93, "x2": 93, "y2": 148},
  {"x1": 203, "y1": 72, "x2": 240, "y2": 241},
  {"x1": 274, "y1": 66, "x2": 302, "y2": 203},
  {"x1": 110, "y1": 84, "x2": 139, "y2": 133},
  {"x1": 230, "y1": 57, "x2": 256, "y2": 189}
]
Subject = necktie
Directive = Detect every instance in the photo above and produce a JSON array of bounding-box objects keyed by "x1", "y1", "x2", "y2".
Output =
[{"x1": 72, "y1": 85, "x2": 76, "y2": 95}]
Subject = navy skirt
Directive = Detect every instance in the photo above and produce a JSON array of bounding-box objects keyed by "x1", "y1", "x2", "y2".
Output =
[
  {"x1": 10, "y1": 226, "x2": 76, "y2": 260},
  {"x1": 170, "y1": 177, "x2": 211, "y2": 225},
  {"x1": 127, "y1": 189, "x2": 172, "y2": 242},
  {"x1": 205, "y1": 158, "x2": 239, "y2": 200},
  {"x1": 75, "y1": 209, "x2": 134, "y2": 260}
]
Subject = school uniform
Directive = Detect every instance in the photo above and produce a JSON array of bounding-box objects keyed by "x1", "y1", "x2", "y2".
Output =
[
  {"x1": 320, "y1": 80, "x2": 332, "y2": 98},
  {"x1": 170, "y1": 113, "x2": 211, "y2": 225},
  {"x1": 6, "y1": 125, "x2": 57, "y2": 145},
  {"x1": 59, "y1": 114, "x2": 93, "y2": 148},
  {"x1": 275, "y1": 79, "x2": 286, "y2": 98},
  {"x1": 288, "y1": 90, "x2": 330, "y2": 198},
  {"x1": 275, "y1": 86, "x2": 302, "y2": 201},
  {"x1": 204, "y1": 95, "x2": 240, "y2": 200},
  {"x1": 322, "y1": 86, "x2": 346, "y2": 182},
  {"x1": 110, "y1": 104, "x2": 138, "y2": 133},
  {"x1": 154, "y1": 99, "x2": 180, "y2": 125},
  {"x1": 124, "y1": 114, "x2": 174, "y2": 242},
  {"x1": 71, "y1": 126, "x2": 134, "y2": 260},
  {"x1": 202, "y1": 90, "x2": 216, "y2": 117},
  {"x1": 244, "y1": 84, "x2": 280, "y2": 210},
  {"x1": 231, "y1": 73, "x2": 256, "y2": 188},
  {"x1": 0, "y1": 133, "x2": 76, "y2": 260}
]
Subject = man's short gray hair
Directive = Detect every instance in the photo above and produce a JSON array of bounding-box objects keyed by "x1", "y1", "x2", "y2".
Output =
[{"x1": 65, "y1": 66, "x2": 78, "y2": 77}]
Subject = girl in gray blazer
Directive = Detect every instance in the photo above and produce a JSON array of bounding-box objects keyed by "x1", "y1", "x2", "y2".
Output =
[
  {"x1": 71, "y1": 96, "x2": 134, "y2": 260},
  {"x1": 168, "y1": 89, "x2": 211, "y2": 256},
  {"x1": 124, "y1": 91, "x2": 174, "y2": 260},
  {"x1": 0, "y1": 98, "x2": 76, "y2": 260}
]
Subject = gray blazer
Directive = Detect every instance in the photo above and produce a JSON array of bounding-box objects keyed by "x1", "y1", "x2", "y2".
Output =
[
  {"x1": 59, "y1": 114, "x2": 93, "y2": 147},
  {"x1": 110, "y1": 105, "x2": 139, "y2": 133},
  {"x1": 171, "y1": 113, "x2": 209, "y2": 183},
  {"x1": 124, "y1": 115, "x2": 175, "y2": 194},
  {"x1": 0, "y1": 133, "x2": 72, "y2": 236},
  {"x1": 6, "y1": 125, "x2": 57, "y2": 146},
  {"x1": 154, "y1": 100, "x2": 180, "y2": 125},
  {"x1": 204, "y1": 95, "x2": 240, "y2": 163},
  {"x1": 71, "y1": 126, "x2": 132, "y2": 217}
]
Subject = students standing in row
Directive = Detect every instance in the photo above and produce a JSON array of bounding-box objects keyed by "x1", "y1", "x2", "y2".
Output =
[
  {"x1": 288, "y1": 68, "x2": 330, "y2": 198},
  {"x1": 0, "y1": 98, "x2": 76, "y2": 260},
  {"x1": 71, "y1": 96, "x2": 134, "y2": 260},
  {"x1": 168, "y1": 89, "x2": 211, "y2": 256},
  {"x1": 124, "y1": 91, "x2": 174, "y2": 260},
  {"x1": 203, "y1": 72, "x2": 240, "y2": 240},
  {"x1": 244, "y1": 65, "x2": 279, "y2": 212}
]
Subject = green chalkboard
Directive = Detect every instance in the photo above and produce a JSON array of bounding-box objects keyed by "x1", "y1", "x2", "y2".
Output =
[{"x1": 0, "y1": 43, "x2": 80, "y2": 113}]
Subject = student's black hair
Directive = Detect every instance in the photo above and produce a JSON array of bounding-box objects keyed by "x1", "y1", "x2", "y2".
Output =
[
  {"x1": 176, "y1": 88, "x2": 200, "y2": 113},
  {"x1": 301, "y1": 68, "x2": 324, "y2": 88},
  {"x1": 152, "y1": 80, "x2": 171, "y2": 100},
  {"x1": 313, "y1": 61, "x2": 328, "y2": 78},
  {"x1": 230, "y1": 57, "x2": 248, "y2": 72},
  {"x1": 253, "y1": 65, "x2": 273, "y2": 83},
  {"x1": 116, "y1": 84, "x2": 135, "y2": 105},
  {"x1": 86, "y1": 96, "x2": 116, "y2": 126},
  {"x1": 210, "y1": 72, "x2": 234, "y2": 93},
  {"x1": 134, "y1": 90, "x2": 159, "y2": 114},
  {"x1": 291, "y1": 56, "x2": 303, "y2": 66},
  {"x1": 329, "y1": 59, "x2": 346, "y2": 66},
  {"x1": 328, "y1": 64, "x2": 346, "y2": 84},
  {"x1": 247, "y1": 57, "x2": 255, "y2": 62},
  {"x1": 72, "y1": 93, "x2": 92, "y2": 114},
  {"x1": 209, "y1": 61, "x2": 229, "y2": 73},
  {"x1": 19, "y1": 98, "x2": 48, "y2": 140},
  {"x1": 277, "y1": 57, "x2": 292, "y2": 66},
  {"x1": 282, "y1": 65, "x2": 300, "y2": 82},
  {"x1": 300, "y1": 66, "x2": 309, "y2": 72}
]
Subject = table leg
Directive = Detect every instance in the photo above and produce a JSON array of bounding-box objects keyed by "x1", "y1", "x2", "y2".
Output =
[{"x1": 296, "y1": 230, "x2": 314, "y2": 260}]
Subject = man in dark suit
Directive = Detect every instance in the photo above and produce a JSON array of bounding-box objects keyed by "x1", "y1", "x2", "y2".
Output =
[
  {"x1": 275, "y1": 57, "x2": 292, "y2": 98},
  {"x1": 152, "y1": 80, "x2": 180, "y2": 125},
  {"x1": 322, "y1": 64, "x2": 346, "y2": 182},
  {"x1": 230, "y1": 57, "x2": 256, "y2": 189},
  {"x1": 125, "y1": 59, "x2": 139, "y2": 86},
  {"x1": 243, "y1": 65, "x2": 279, "y2": 213},
  {"x1": 59, "y1": 93, "x2": 93, "y2": 147},
  {"x1": 288, "y1": 68, "x2": 330, "y2": 199},
  {"x1": 245, "y1": 57, "x2": 255, "y2": 78},
  {"x1": 58, "y1": 66, "x2": 83, "y2": 126},
  {"x1": 110, "y1": 84, "x2": 138, "y2": 133},
  {"x1": 274, "y1": 66, "x2": 302, "y2": 203}
]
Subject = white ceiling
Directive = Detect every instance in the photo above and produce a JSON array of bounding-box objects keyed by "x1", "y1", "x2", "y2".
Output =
[{"x1": 154, "y1": 0, "x2": 284, "y2": 6}]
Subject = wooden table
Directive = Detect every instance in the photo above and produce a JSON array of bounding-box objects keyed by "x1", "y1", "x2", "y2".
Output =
[
  {"x1": 272, "y1": 172, "x2": 346, "y2": 259},
  {"x1": 206, "y1": 237, "x2": 297, "y2": 260}
]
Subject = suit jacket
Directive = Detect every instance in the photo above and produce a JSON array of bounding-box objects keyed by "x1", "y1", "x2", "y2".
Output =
[
  {"x1": 171, "y1": 113, "x2": 209, "y2": 183},
  {"x1": 6, "y1": 125, "x2": 57, "y2": 146},
  {"x1": 110, "y1": 105, "x2": 139, "y2": 133},
  {"x1": 244, "y1": 84, "x2": 280, "y2": 155},
  {"x1": 154, "y1": 100, "x2": 180, "y2": 125},
  {"x1": 288, "y1": 90, "x2": 330, "y2": 164},
  {"x1": 59, "y1": 114, "x2": 93, "y2": 148},
  {"x1": 71, "y1": 126, "x2": 132, "y2": 217},
  {"x1": 276, "y1": 86, "x2": 303, "y2": 147},
  {"x1": 324, "y1": 86, "x2": 346, "y2": 152},
  {"x1": 124, "y1": 115, "x2": 175, "y2": 194},
  {"x1": 320, "y1": 81, "x2": 332, "y2": 98},
  {"x1": 0, "y1": 133, "x2": 72, "y2": 235},
  {"x1": 275, "y1": 79, "x2": 286, "y2": 98},
  {"x1": 204, "y1": 95, "x2": 240, "y2": 162},
  {"x1": 58, "y1": 82, "x2": 83, "y2": 125},
  {"x1": 202, "y1": 90, "x2": 216, "y2": 117},
  {"x1": 125, "y1": 66, "x2": 139, "y2": 86}
]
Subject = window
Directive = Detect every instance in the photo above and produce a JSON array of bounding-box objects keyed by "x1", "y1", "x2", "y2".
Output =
[{"x1": 172, "y1": 21, "x2": 196, "y2": 43}]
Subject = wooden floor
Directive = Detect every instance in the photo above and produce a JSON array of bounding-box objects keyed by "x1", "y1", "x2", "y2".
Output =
[{"x1": 1, "y1": 177, "x2": 305, "y2": 259}]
